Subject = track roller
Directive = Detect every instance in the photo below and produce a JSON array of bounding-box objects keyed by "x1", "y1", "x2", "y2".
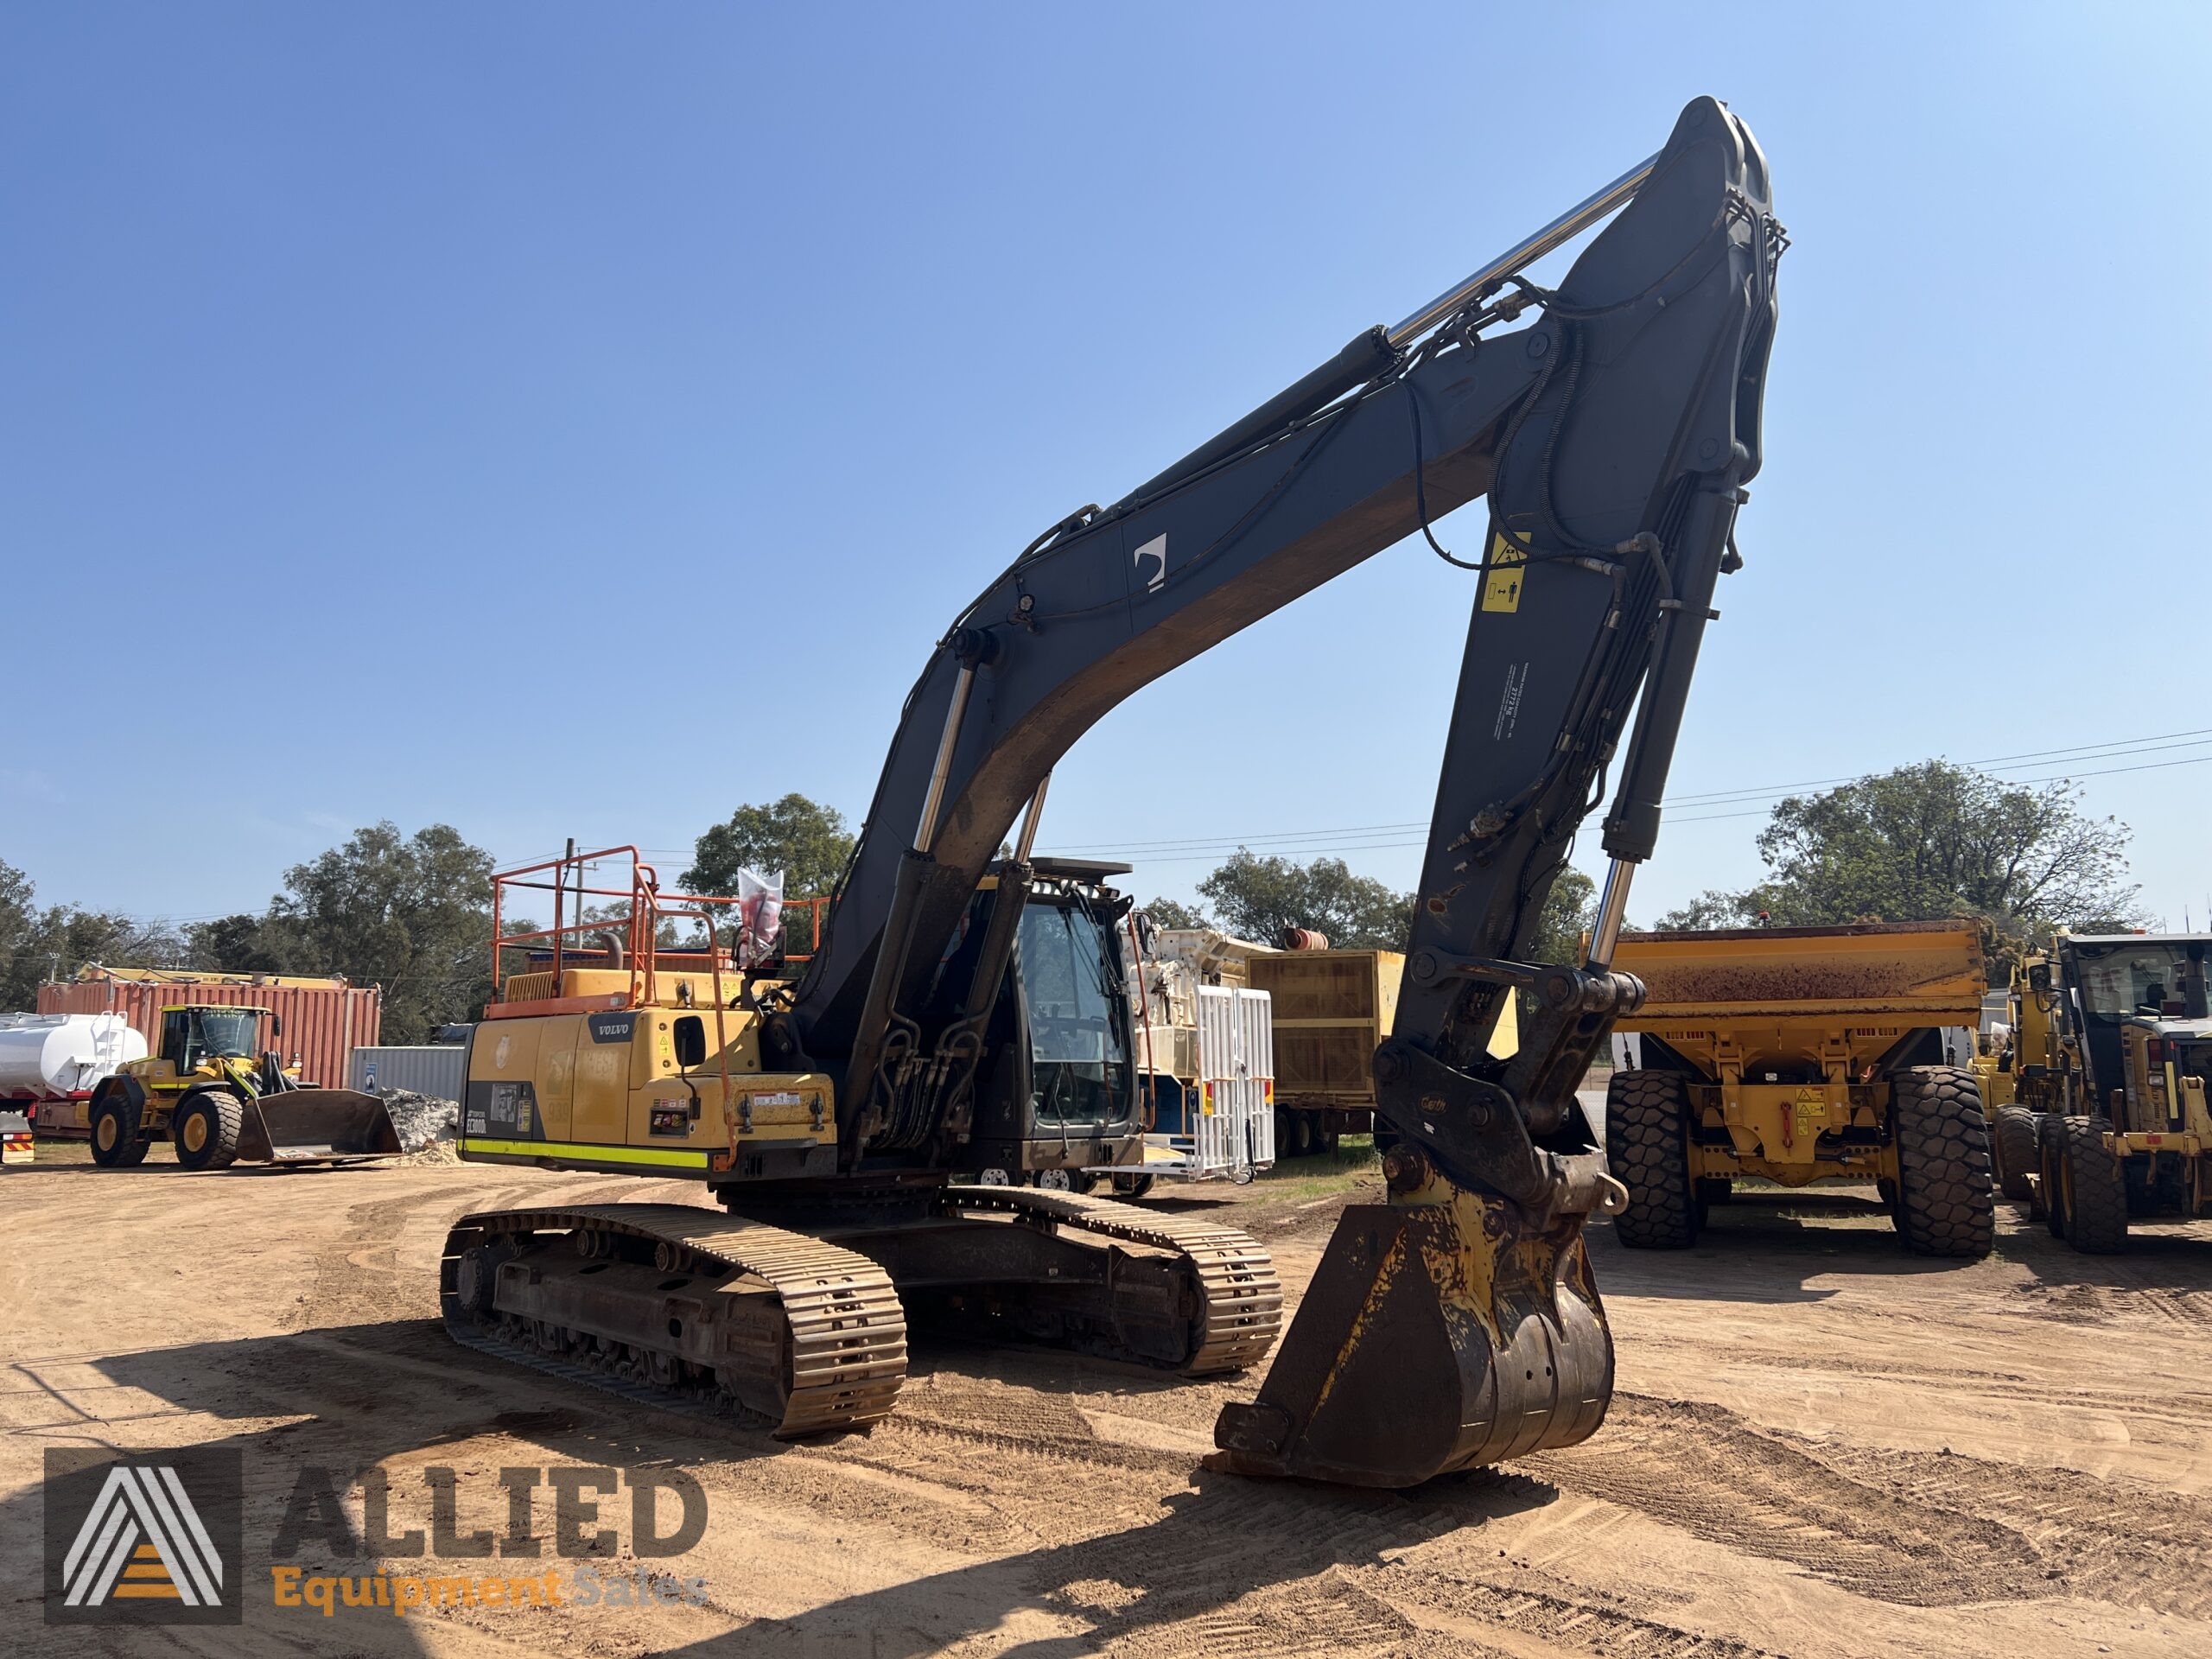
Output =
[{"x1": 441, "y1": 1205, "x2": 908, "y2": 1437}]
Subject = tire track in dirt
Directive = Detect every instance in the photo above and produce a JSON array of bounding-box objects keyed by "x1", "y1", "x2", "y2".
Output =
[
  {"x1": 1529, "y1": 1392, "x2": 2212, "y2": 1619},
  {"x1": 1367, "y1": 1565, "x2": 1783, "y2": 1659},
  {"x1": 1522, "y1": 1395, "x2": 2045, "y2": 1607},
  {"x1": 1708, "y1": 1344, "x2": 2212, "y2": 1433},
  {"x1": 1061, "y1": 1569, "x2": 1429, "y2": 1659},
  {"x1": 1821, "y1": 1441, "x2": 2212, "y2": 1620},
  {"x1": 2008, "y1": 1281, "x2": 2212, "y2": 1329},
  {"x1": 759, "y1": 1369, "x2": 1796, "y2": 1655},
  {"x1": 286, "y1": 1171, "x2": 686, "y2": 1330},
  {"x1": 284, "y1": 1184, "x2": 470, "y2": 1328}
]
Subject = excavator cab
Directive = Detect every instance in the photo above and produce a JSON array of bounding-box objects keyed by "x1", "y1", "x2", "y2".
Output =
[{"x1": 948, "y1": 858, "x2": 1144, "y2": 1188}]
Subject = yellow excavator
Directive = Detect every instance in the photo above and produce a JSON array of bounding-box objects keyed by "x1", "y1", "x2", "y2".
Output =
[
  {"x1": 441, "y1": 96, "x2": 1782, "y2": 1486},
  {"x1": 86, "y1": 1003, "x2": 398, "y2": 1170}
]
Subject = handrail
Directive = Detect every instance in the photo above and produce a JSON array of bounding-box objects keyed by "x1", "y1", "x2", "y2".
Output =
[{"x1": 490, "y1": 845, "x2": 830, "y2": 1002}]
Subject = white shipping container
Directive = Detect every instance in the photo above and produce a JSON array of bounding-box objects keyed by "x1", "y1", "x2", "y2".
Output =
[{"x1": 348, "y1": 1045, "x2": 468, "y2": 1103}]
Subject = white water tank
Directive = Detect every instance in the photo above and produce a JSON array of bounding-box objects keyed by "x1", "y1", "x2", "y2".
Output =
[{"x1": 0, "y1": 1014, "x2": 149, "y2": 1098}]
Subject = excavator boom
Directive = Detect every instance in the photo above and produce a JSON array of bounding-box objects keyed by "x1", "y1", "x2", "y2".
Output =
[
  {"x1": 442, "y1": 97, "x2": 1779, "y2": 1486},
  {"x1": 772, "y1": 95, "x2": 1780, "y2": 1483}
]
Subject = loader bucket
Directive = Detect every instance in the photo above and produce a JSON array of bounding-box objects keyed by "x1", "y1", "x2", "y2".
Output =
[
  {"x1": 237, "y1": 1089, "x2": 404, "y2": 1165},
  {"x1": 1208, "y1": 1180, "x2": 1611, "y2": 1487}
]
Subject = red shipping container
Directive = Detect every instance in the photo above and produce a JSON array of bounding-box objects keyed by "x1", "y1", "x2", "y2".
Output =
[{"x1": 37, "y1": 969, "x2": 381, "y2": 1090}]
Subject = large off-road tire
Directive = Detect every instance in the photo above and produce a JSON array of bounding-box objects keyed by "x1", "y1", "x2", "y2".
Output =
[
  {"x1": 2056, "y1": 1116, "x2": 2128, "y2": 1253},
  {"x1": 1889, "y1": 1065, "x2": 1995, "y2": 1259},
  {"x1": 1992, "y1": 1104, "x2": 2038, "y2": 1202},
  {"x1": 1606, "y1": 1070, "x2": 1700, "y2": 1249},
  {"x1": 1112, "y1": 1173, "x2": 1157, "y2": 1199},
  {"x1": 2037, "y1": 1111, "x2": 2068, "y2": 1235},
  {"x1": 90, "y1": 1093, "x2": 150, "y2": 1168},
  {"x1": 172, "y1": 1090, "x2": 245, "y2": 1171}
]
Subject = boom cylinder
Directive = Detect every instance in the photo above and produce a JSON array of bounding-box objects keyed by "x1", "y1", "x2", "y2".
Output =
[
  {"x1": 1585, "y1": 860, "x2": 1637, "y2": 970},
  {"x1": 1387, "y1": 153, "x2": 1660, "y2": 346}
]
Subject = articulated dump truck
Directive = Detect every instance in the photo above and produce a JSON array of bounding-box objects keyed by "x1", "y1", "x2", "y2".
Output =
[{"x1": 1605, "y1": 921, "x2": 1994, "y2": 1257}]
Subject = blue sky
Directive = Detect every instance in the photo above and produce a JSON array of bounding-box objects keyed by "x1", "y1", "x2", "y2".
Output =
[{"x1": 5, "y1": 3, "x2": 2209, "y2": 932}]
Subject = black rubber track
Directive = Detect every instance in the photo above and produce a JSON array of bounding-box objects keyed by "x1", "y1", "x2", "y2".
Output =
[
  {"x1": 2058, "y1": 1115, "x2": 2128, "y2": 1253},
  {"x1": 1890, "y1": 1065, "x2": 1995, "y2": 1259},
  {"x1": 1992, "y1": 1103, "x2": 2038, "y2": 1202},
  {"x1": 1606, "y1": 1070, "x2": 1699, "y2": 1249}
]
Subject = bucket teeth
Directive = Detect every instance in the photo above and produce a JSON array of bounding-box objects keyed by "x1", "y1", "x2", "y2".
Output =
[{"x1": 1209, "y1": 1182, "x2": 1612, "y2": 1487}]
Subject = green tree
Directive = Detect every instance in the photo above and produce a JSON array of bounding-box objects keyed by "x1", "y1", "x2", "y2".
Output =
[
  {"x1": 185, "y1": 912, "x2": 288, "y2": 974},
  {"x1": 0, "y1": 854, "x2": 188, "y2": 1009},
  {"x1": 1138, "y1": 896, "x2": 1209, "y2": 931},
  {"x1": 1525, "y1": 866, "x2": 1597, "y2": 963},
  {"x1": 1656, "y1": 889, "x2": 1749, "y2": 931},
  {"x1": 0, "y1": 857, "x2": 36, "y2": 1007},
  {"x1": 1196, "y1": 852, "x2": 1414, "y2": 949},
  {"x1": 257, "y1": 822, "x2": 497, "y2": 1043},
  {"x1": 683, "y1": 794, "x2": 854, "y2": 900},
  {"x1": 1656, "y1": 761, "x2": 2143, "y2": 963}
]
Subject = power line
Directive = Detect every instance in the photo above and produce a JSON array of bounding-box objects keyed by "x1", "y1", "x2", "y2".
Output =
[
  {"x1": 487, "y1": 725, "x2": 2212, "y2": 887},
  {"x1": 1663, "y1": 725, "x2": 2212, "y2": 814},
  {"x1": 1041, "y1": 725, "x2": 2212, "y2": 864}
]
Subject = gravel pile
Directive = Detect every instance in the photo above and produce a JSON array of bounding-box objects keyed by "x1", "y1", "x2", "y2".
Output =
[{"x1": 377, "y1": 1088, "x2": 459, "y2": 1153}]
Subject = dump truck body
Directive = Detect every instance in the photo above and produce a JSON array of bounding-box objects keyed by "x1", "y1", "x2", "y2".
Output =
[
  {"x1": 1244, "y1": 949, "x2": 1400, "y2": 1155},
  {"x1": 1605, "y1": 921, "x2": 1994, "y2": 1256}
]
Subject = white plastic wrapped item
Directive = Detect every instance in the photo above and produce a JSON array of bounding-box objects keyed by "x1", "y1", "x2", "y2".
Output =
[{"x1": 735, "y1": 868, "x2": 785, "y2": 967}]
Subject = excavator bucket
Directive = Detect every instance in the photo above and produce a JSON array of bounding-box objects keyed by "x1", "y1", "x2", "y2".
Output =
[
  {"x1": 1209, "y1": 1178, "x2": 1611, "y2": 1487},
  {"x1": 236, "y1": 1088, "x2": 404, "y2": 1164}
]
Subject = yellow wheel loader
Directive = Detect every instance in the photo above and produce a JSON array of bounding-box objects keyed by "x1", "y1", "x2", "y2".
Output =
[
  {"x1": 439, "y1": 96, "x2": 1783, "y2": 1485},
  {"x1": 86, "y1": 1004, "x2": 399, "y2": 1170}
]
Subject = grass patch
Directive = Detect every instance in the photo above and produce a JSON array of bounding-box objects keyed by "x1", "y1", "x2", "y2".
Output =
[{"x1": 1255, "y1": 1134, "x2": 1381, "y2": 1204}]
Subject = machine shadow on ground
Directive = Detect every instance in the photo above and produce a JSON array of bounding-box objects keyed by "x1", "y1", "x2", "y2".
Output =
[
  {"x1": 1583, "y1": 1199, "x2": 1965, "y2": 1303},
  {"x1": 3, "y1": 1316, "x2": 1562, "y2": 1657},
  {"x1": 1994, "y1": 1216, "x2": 2212, "y2": 1294},
  {"x1": 648, "y1": 1464, "x2": 1559, "y2": 1659}
]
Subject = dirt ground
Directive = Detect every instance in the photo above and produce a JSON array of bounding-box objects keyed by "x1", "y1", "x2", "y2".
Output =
[{"x1": 6, "y1": 1118, "x2": 2212, "y2": 1659}]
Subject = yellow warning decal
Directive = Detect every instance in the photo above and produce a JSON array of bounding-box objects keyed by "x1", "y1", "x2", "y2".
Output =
[{"x1": 1480, "y1": 531, "x2": 1530, "y2": 613}]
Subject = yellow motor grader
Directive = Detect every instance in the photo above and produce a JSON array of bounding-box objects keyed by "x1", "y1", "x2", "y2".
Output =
[
  {"x1": 1995, "y1": 934, "x2": 2212, "y2": 1250},
  {"x1": 86, "y1": 1004, "x2": 398, "y2": 1170}
]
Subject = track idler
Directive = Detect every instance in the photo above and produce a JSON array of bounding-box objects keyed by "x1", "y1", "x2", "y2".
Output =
[{"x1": 1209, "y1": 1144, "x2": 1616, "y2": 1487}]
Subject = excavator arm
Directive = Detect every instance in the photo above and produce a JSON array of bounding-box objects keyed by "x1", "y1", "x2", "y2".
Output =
[{"x1": 774, "y1": 95, "x2": 1780, "y2": 1484}]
